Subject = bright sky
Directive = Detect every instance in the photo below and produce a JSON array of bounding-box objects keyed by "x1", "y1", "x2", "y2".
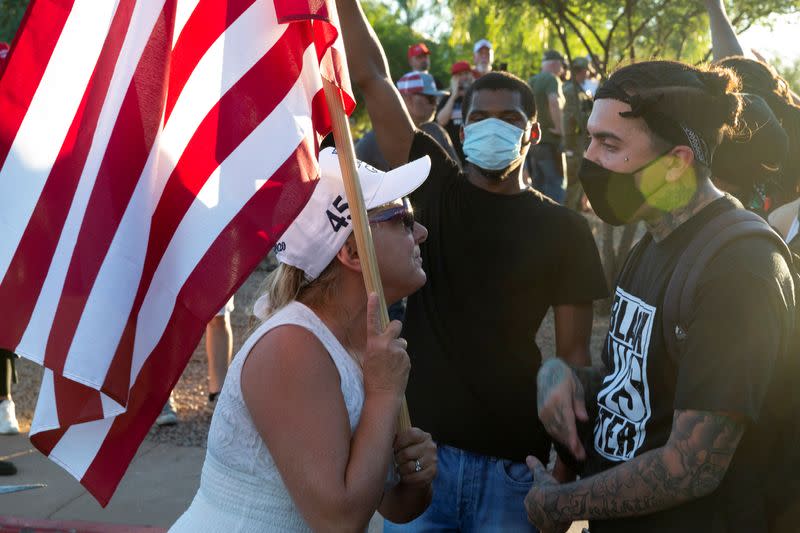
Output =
[{"x1": 739, "y1": 14, "x2": 800, "y2": 63}]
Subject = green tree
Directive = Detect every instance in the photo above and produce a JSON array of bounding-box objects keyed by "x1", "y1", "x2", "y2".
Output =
[
  {"x1": 448, "y1": 0, "x2": 551, "y2": 79},
  {"x1": 363, "y1": 0, "x2": 452, "y2": 82},
  {"x1": 0, "y1": 0, "x2": 28, "y2": 43},
  {"x1": 448, "y1": 0, "x2": 800, "y2": 79},
  {"x1": 772, "y1": 54, "x2": 800, "y2": 92},
  {"x1": 349, "y1": 0, "x2": 459, "y2": 136},
  {"x1": 394, "y1": 0, "x2": 426, "y2": 28}
]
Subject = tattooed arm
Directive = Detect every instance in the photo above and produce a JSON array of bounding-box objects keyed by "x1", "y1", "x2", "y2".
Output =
[
  {"x1": 537, "y1": 358, "x2": 607, "y2": 461},
  {"x1": 525, "y1": 409, "x2": 745, "y2": 531}
]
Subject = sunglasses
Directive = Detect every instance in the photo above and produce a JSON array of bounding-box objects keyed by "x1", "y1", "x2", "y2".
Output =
[{"x1": 368, "y1": 199, "x2": 415, "y2": 232}]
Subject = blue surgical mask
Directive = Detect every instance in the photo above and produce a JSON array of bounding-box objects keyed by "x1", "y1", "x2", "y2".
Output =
[{"x1": 462, "y1": 118, "x2": 529, "y2": 171}]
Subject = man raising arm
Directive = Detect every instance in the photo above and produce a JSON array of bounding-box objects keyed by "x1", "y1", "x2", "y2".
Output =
[{"x1": 337, "y1": 1, "x2": 609, "y2": 531}]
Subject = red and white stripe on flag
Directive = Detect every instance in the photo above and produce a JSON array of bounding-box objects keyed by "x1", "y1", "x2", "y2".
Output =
[
  {"x1": 0, "y1": 0, "x2": 354, "y2": 506},
  {"x1": 396, "y1": 72, "x2": 425, "y2": 93}
]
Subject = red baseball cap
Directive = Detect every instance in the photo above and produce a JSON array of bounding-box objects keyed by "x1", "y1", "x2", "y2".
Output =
[
  {"x1": 450, "y1": 61, "x2": 472, "y2": 75},
  {"x1": 408, "y1": 43, "x2": 430, "y2": 59}
]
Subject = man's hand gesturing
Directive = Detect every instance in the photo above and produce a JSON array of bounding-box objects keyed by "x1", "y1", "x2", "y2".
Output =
[
  {"x1": 537, "y1": 358, "x2": 588, "y2": 460},
  {"x1": 524, "y1": 456, "x2": 571, "y2": 533}
]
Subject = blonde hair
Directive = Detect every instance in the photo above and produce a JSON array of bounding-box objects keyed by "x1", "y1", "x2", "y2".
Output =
[{"x1": 254, "y1": 255, "x2": 344, "y2": 320}]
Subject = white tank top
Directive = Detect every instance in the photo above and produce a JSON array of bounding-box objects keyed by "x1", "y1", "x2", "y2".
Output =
[{"x1": 170, "y1": 301, "x2": 365, "y2": 532}]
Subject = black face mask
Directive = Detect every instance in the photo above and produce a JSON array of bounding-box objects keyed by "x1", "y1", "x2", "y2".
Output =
[{"x1": 578, "y1": 156, "x2": 668, "y2": 226}]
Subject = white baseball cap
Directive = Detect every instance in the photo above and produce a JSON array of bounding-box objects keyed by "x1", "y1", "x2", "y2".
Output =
[
  {"x1": 274, "y1": 147, "x2": 431, "y2": 279},
  {"x1": 473, "y1": 39, "x2": 492, "y2": 53}
]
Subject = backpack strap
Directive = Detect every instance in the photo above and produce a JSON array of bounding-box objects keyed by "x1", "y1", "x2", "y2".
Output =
[{"x1": 662, "y1": 207, "x2": 792, "y2": 364}]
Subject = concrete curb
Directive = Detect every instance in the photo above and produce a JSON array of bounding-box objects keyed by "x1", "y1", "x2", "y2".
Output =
[{"x1": 0, "y1": 515, "x2": 166, "y2": 532}]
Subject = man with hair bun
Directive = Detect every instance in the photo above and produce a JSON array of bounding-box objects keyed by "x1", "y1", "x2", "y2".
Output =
[{"x1": 530, "y1": 60, "x2": 798, "y2": 532}]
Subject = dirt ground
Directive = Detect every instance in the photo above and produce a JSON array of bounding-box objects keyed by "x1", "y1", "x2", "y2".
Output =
[{"x1": 11, "y1": 213, "x2": 618, "y2": 449}]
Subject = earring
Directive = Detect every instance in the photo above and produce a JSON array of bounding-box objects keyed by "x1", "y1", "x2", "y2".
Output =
[{"x1": 624, "y1": 157, "x2": 629, "y2": 162}]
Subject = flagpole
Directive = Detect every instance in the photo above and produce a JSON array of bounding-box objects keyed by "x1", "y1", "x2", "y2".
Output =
[{"x1": 322, "y1": 78, "x2": 412, "y2": 433}]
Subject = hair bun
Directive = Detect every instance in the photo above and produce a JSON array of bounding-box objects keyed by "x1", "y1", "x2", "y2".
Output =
[
  {"x1": 699, "y1": 68, "x2": 742, "y2": 132},
  {"x1": 720, "y1": 92, "x2": 744, "y2": 132},
  {"x1": 700, "y1": 67, "x2": 739, "y2": 95}
]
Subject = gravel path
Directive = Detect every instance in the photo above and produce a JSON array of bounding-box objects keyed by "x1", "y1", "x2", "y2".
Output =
[{"x1": 12, "y1": 214, "x2": 618, "y2": 449}]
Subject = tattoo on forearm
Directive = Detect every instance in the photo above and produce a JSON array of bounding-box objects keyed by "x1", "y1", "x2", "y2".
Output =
[
  {"x1": 665, "y1": 410, "x2": 742, "y2": 498},
  {"x1": 526, "y1": 410, "x2": 744, "y2": 524},
  {"x1": 537, "y1": 359, "x2": 571, "y2": 408},
  {"x1": 537, "y1": 360, "x2": 605, "y2": 443}
]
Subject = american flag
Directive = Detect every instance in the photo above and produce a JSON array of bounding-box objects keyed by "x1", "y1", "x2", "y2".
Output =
[{"x1": 0, "y1": 0, "x2": 354, "y2": 505}]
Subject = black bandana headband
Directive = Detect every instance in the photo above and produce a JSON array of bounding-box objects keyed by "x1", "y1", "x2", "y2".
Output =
[{"x1": 595, "y1": 81, "x2": 712, "y2": 166}]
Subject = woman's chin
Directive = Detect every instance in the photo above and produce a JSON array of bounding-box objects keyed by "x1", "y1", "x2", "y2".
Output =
[
  {"x1": 385, "y1": 273, "x2": 427, "y2": 303},
  {"x1": 409, "y1": 271, "x2": 427, "y2": 293}
]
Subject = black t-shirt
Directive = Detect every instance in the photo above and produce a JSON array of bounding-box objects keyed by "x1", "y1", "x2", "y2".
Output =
[
  {"x1": 436, "y1": 96, "x2": 465, "y2": 164},
  {"x1": 585, "y1": 196, "x2": 795, "y2": 533},
  {"x1": 404, "y1": 131, "x2": 608, "y2": 462}
]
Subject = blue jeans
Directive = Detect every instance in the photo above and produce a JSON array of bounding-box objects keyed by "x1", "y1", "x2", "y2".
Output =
[
  {"x1": 384, "y1": 444, "x2": 539, "y2": 533},
  {"x1": 530, "y1": 142, "x2": 566, "y2": 205}
]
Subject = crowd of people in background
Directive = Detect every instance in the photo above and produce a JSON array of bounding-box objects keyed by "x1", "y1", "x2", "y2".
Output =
[
  {"x1": 356, "y1": 4, "x2": 800, "y2": 228},
  {"x1": 355, "y1": 35, "x2": 605, "y2": 215}
]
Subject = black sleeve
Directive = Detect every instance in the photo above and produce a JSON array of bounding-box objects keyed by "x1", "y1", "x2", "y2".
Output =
[
  {"x1": 551, "y1": 211, "x2": 609, "y2": 305},
  {"x1": 675, "y1": 239, "x2": 793, "y2": 422},
  {"x1": 420, "y1": 122, "x2": 460, "y2": 166},
  {"x1": 407, "y1": 129, "x2": 460, "y2": 209}
]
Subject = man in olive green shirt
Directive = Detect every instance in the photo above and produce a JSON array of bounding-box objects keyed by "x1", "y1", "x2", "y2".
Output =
[
  {"x1": 562, "y1": 56, "x2": 594, "y2": 210},
  {"x1": 528, "y1": 50, "x2": 566, "y2": 203}
]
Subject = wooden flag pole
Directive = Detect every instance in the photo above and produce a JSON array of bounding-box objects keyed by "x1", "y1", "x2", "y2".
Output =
[{"x1": 322, "y1": 78, "x2": 412, "y2": 433}]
